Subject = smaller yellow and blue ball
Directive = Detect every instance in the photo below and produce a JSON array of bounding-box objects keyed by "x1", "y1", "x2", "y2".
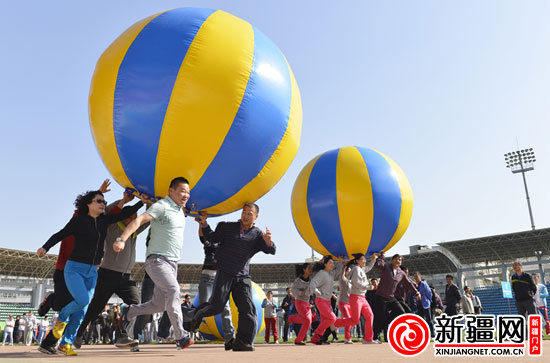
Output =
[
  {"x1": 291, "y1": 146, "x2": 413, "y2": 259},
  {"x1": 192, "y1": 281, "x2": 266, "y2": 341}
]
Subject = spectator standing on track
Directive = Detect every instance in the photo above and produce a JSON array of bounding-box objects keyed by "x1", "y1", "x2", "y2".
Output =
[
  {"x1": 413, "y1": 272, "x2": 433, "y2": 337},
  {"x1": 462, "y1": 286, "x2": 475, "y2": 315},
  {"x1": 444, "y1": 275, "x2": 461, "y2": 316},
  {"x1": 24, "y1": 311, "x2": 37, "y2": 346},
  {"x1": 261, "y1": 291, "x2": 279, "y2": 344},
  {"x1": 2, "y1": 315, "x2": 15, "y2": 346},
  {"x1": 281, "y1": 287, "x2": 293, "y2": 342},
  {"x1": 471, "y1": 290, "x2": 482, "y2": 314}
]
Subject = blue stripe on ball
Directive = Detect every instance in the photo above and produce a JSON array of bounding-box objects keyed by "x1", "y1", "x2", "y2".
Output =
[{"x1": 113, "y1": 8, "x2": 215, "y2": 195}]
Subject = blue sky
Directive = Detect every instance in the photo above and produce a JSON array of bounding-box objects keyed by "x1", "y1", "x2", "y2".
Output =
[{"x1": 1, "y1": 0, "x2": 549, "y2": 265}]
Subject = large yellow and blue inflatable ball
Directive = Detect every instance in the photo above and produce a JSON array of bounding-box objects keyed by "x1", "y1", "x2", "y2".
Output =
[
  {"x1": 192, "y1": 281, "x2": 266, "y2": 341},
  {"x1": 291, "y1": 146, "x2": 413, "y2": 259},
  {"x1": 89, "y1": 8, "x2": 302, "y2": 215}
]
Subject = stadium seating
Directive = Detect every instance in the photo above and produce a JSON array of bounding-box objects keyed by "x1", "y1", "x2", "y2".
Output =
[
  {"x1": 0, "y1": 303, "x2": 38, "y2": 329},
  {"x1": 473, "y1": 283, "x2": 550, "y2": 316}
]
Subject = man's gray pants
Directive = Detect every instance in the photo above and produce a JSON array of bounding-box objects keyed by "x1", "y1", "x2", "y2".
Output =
[
  {"x1": 127, "y1": 255, "x2": 188, "y2": 340},
  {"x1": 199, "y1": 272, "x2": 235, "y2": 343}
]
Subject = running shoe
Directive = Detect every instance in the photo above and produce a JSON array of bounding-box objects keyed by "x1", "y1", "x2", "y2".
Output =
[
  {"x1": 38, "y1": 345, "x2": 58, "y2": 355},
  {"x1": 51, "y1": 321, "x2": 67, "y2": 339},
  {"x1": 176, "y1": 337, "x2": 194, "y2": 350},
  {"x1": 58, "y1": 343, "x2": 78, "y2": 356},
  {"x1": 115, "y1": 336, "x2": 139, "y2": 348}
]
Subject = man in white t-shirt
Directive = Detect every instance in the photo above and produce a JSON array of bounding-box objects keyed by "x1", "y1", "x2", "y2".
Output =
[
  {"x1": 2, "y1": 315, "x2": 15, "y2": 345},
  {"x1": 39, "y1": 317, "x2": 50, "y2": 342},
  {"x1": 17, "y1": 314, "x2": 26, "y2": 344}
]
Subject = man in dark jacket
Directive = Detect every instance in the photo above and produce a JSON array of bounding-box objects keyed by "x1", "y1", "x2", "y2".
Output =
[
  {"x1": 511, "y1": 261, "x2": 537, "y2": 318},
  {"x1": 281, "y1": 288, "x2": 293, "y2": 342},
  {"x1": 191, "y1": 203, "x2": 276, "y2": 352},
  {"x1": 444, "y1": 275, "x2": 461, "y2": 316}
]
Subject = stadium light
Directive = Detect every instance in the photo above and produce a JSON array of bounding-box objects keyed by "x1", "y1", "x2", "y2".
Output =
[{"x1": 504, "y1": 148, "x2": 536, "y2": 230}]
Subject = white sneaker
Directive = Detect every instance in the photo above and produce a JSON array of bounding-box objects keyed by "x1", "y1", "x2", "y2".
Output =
[
  {"x1": 344, "y1": 339, "x2": 353, "y2": 344},
  {"x1": 275, "y1": 341, "x2": 279, "y2": 344},
  {"x1": 363, "y1": 340, "x2": 381, "y2": 344},
  {"x1": 263, "y1": 341, "x2": 268, "y2": 344}
]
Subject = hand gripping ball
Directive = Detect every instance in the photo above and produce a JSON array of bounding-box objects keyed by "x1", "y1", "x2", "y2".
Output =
[
  {"x1": 192, "y1": 281, "x2": 266, "y2": 341},
  {"x1": 291, "y1": 146, "x2": 413, "y2": 259},
  {"x1": 89, "y1": 7, "x2": 302, "y2": 215}
]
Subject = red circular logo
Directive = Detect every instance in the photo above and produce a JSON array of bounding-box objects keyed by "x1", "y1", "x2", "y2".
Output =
[{"x1": 388, "y1": 313, "x2": 430, "y2": 357}]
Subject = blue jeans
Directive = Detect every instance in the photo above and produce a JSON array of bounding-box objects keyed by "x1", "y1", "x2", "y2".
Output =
[
  {"x1": 199, "y1": 272, "x2": 235, "y2": 343},
  {"x1": 59, "y1": 260, "x2": 97, "y2": 345},
  {"x1": 2, "y1": 331, "x2": 13, "y2": 345}
]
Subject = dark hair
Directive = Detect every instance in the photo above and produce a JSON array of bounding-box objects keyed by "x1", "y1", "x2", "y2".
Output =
[
  {"x1": 346, "y1": 253, "x2": 364, "y2": 268},
  {"x1": 400, "y1": 265, "x2": 408, "y2": 272},
  {"x1": 295, "y1": 263, "x2": 311, "y2": 279},
  {"x1": 313, "y1": 255, "x2": 333, "y2": 272},
  {"x1": 370, "y1": 278, "x2": 378, "y2": 283},
  {"x1": 446, "y1": 274, "x2": 454, "y2": 280},
  {"x1": 391, "y1": 254, "x2": 402, "y2": 261},
  {"x1": 267, "y1": 290, "x2": 273, "y2": 295},
  {"x1": 169, "y1": 177, "x2": 189, "y2": 189},
  {"x1": 286, "y1": 287, "x2": 291, "y2": 292},
  {"x1": 464, "y1": 286, "x2": 469, "y2": 292},
  {"x1": 184, "y1": 294, "x2": 190, "y2": 298},
  {"x1": 243, "y1": 202, "x2": 259, "y2": 214},
  {"x1": 75, "y1": 190, "x2": 104, "y2": 215}
]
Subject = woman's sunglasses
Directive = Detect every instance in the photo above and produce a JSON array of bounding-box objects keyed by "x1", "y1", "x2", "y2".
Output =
[{"x1": 94, "y1": 199, "x2": 107, "y2": 205}]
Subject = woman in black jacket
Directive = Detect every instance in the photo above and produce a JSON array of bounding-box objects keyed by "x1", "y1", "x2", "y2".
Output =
[{"x1": 37, "y1": 190, "x2": 144, "y2": 355}]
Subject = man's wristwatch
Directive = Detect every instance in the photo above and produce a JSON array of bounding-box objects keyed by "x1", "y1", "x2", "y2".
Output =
[{"x1": 115, "y1": 237, "x2": 126, "y2": 243}]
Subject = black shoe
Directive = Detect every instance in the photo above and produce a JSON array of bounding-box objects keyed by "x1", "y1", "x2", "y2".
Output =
[
  {"x1": 38, "y1": 294, "x2": 54, "y2": 317},
  {"x1": 232, "y1": 339, "x2": 254, "y2": 351},
  {"x1": 224, "y1": 338, "x2": 234, "y2": 351},
  {"x1": 176, "y1": 337, "x2": 194, "y2": 350},
  {"x1": 38, "y1": 344, "x2": 58, "y2": 355},
  {"x1": 294, "y1": 341, "x2": 306, "y2": 346}
]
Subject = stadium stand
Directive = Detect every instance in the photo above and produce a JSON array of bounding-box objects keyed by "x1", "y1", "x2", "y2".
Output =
[{"x1": 474, "y1": 284, "x2": 550, "y2": 316}]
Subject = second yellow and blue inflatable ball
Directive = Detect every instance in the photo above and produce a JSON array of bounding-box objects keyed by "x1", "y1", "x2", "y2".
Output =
[
  {"x1": 291, "y1": 146, "x2": 413, "y2": 259},
  {"x1": 89, "y1": 7, "x2": 302, "y2": 215},
  {"x1": 192, "y1": 281, "x2": 266, "y2": 341}
]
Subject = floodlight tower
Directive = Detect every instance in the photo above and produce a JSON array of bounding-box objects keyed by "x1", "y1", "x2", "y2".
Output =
[{"x1": 504, "y1": 148, "x2": 536, "y2": 230}]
